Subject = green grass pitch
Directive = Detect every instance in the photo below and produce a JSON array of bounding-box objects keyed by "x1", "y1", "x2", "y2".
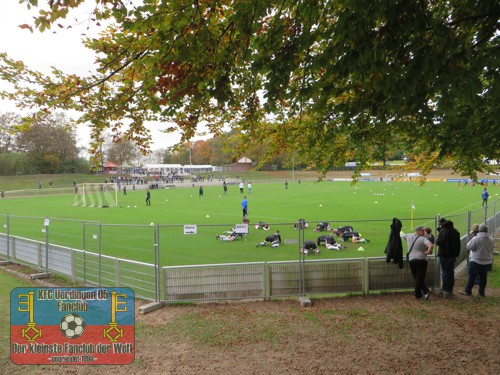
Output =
[{"x1": 0, "y1": 181, "x2": 495, "y2": 266}]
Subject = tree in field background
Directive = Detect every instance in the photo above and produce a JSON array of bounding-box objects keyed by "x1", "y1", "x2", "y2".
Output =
[
  {"x1": 0, "y1": 0, "x2": 498, "y2": 179},
  {"x1": 104, "y1": 135, "x2": 141, "y2": 166},
  {"x1": 16, "y1": 113, "x2": 85, "y2": 174}
]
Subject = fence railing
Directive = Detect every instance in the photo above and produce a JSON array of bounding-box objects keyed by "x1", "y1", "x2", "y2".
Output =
[{"x1": 0, "y1": 203, "x2": 497, "y2": 304}]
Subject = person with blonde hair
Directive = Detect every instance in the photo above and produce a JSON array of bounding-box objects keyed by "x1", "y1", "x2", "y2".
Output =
[
  {"x1": 402, "y1": 226, "x2": 434, "y2": 300},
  {"x1": 469, "y1": 223, "x2": 480, "y2": 240}
]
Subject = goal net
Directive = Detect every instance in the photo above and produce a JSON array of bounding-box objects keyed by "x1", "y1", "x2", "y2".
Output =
[{"x1": 73, "y1": 183, "x2": 118, "y2": 207}]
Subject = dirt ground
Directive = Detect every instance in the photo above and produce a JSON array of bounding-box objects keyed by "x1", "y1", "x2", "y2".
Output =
[{"x1": 2, "y1": 262, "x2": 499, "y2": 375}]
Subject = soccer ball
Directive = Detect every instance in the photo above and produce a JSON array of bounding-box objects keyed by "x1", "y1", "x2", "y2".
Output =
[
  {"x1": 271, "y1": 243, "x2": 280, "y2": 248},
  {"x1": 60, "y1": 313, "x2": 85, "y2": 339}
]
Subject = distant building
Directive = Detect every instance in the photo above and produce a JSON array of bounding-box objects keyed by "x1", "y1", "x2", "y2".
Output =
[
  {"x1": 223, "y1": 156, "x2": 253, "y2": 172},
  {"x1": 103, "y1": 162, "x2": 120, "y2": 174}
]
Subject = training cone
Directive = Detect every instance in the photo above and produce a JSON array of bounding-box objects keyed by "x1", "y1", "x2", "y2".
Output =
[{"x1": 357, "y1": 246, "x2": 365, "y2": 251}]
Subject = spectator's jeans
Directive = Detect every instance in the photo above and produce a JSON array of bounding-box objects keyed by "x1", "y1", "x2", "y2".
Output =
[
  {"x1": 409, "y1": 259, "x2": 429, "y2": 299},
  {"x1": 465, "y1": 261, "x2": 490, "y2": 296},
  {"x1": 439, "y1": 257, "x2": 456, "y2": 292}
]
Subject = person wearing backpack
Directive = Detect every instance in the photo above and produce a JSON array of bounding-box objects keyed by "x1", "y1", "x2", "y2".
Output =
[{"x1": 435, "y1": 220, "x2": 461, "y2": 298}]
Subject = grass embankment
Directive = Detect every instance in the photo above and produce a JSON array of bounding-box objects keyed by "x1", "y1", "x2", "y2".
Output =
[{"x1": 1, "y1": 257, "x2": 499, "y2": 375}]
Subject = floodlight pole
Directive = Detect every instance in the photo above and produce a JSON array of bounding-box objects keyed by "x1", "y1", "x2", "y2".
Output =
[{"x1": 189, "y1": 146, "x2": 192, "y2": 183}]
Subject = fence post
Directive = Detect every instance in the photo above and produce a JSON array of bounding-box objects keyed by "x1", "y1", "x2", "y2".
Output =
[
  {"x1": 115, "y1": 258, "x2": 120, "y2": 287},
  {"x1": 82, "y1": 223, "x2": 87, "y2": 285},
  {"x1": 83, "y1": 221, "x2": 86, "y2": 253},
  {"x1": 98, "y1": 223, "x2": 102, "y2": 287},
  {"x1": 467, "y1": 211, "x2": 471, "y2": 238},
  {"x1": 44, "y1": 217, "x2": 49, "y2": 273},
  {"x1": 494, "y1": 201, "x2": 497, "y2": 237},
  {"x1": 298, "y1": 219, "x2": 306, "y2": 296},
  {"x1": 484, "y1": 202, "x2": 488, "y2": 224},
  {"x1": 83, "y1": 249, "x2": 87, "y2": 285},
  {"x1": 6, "y1": 214, "x2": 10, "y2": 261},
  {"x1": 154, "y1": 223, "x2": 160, "y2": 302}
]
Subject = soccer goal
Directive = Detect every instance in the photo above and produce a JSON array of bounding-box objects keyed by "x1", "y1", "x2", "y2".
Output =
[{"x1": 73, "y1": 183, "x2": 118, "y2": 207}]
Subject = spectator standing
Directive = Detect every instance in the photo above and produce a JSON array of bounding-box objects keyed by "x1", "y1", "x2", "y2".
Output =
[
  {"x1": 481, "y1": 187, "x2": 489, "y2": 206},
  {"x1": 461, "y1": 224, "x2": 494, "y2": 297},
  {"x1": 424, "y1": 227, "x2": 435, "y2": 244},
  {"x1": 435, "y1": 220, "x2": 461, "y2": 298},
  {"x1": 402, "y1": 226, "x2": 434, "y2": 300},
  {"x1": 241, "y1": 196, "x2": 248, "y2": 218},
  {"x1": 468, "y1": 223, "x2": 481, "y2": 285},
  {"x1": 469, "y1": 223, "x2": 480, "y2": 240}
]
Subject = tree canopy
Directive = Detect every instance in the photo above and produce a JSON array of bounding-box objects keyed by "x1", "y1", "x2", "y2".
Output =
[
  {"x1": 3, "y1": 112, "x2": 86, "y2": 174},
  {"x1": 1, "y1": 0, "x2": 498, "y2": 179}
]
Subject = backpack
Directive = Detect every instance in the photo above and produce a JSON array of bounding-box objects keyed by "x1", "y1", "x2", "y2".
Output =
[{"x1": 451, "y1": 229, "x2": 461, "y2": 257}]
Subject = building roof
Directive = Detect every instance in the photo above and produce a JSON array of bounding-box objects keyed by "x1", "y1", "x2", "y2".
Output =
[{"x1": 237, "y1": 157, "x2": 252, "y2": 164}]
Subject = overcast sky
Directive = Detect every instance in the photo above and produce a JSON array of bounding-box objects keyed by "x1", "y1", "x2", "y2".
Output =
[{"x1": 0, "y1": 1, "x2": 205, "y2": 154}]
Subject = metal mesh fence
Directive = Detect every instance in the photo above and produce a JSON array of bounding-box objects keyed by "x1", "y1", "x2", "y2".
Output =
[
  {"x1": 470, "y1": 202, "x2": 495, "y2": 229},
  {"x1": 164, "y1": 262, "x2": 266, "y2": 302},
  {"x1": 0, "y1": 203, "x2": 497, "y2": 303},
  {"x1": 72, "y1": 250, "x2": 157, "y2": 301},
  {"x1": 83, "y1": 223, "x2": 156, "y2": 264},
  {"x1": 3, "y1": 187, "x2": 76, "y2": 198}
]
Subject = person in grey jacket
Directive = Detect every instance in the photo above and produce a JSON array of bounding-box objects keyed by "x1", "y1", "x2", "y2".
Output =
[
  {"x1": 402, "y1": 226, "x2": 434, "y2": 300},
  {"x1": 461, "y1": 224, "x2": 494, "y2": 297}
]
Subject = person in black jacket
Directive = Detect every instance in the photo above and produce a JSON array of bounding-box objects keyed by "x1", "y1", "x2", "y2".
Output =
[
  {"x1": 301, "y1": 240, "x2": 319, "y2": 255},
  {"x1": 256, "y1": 230, "x2": 281, "y2": 247},
  {"x1": 435, "y1": 220, "x2": 461, "y2": 297},
  {"x1": 314, "y1": 222, "x2": 330, "y2": 232},
  {"x1": 385, "y1": 218, "x2": 404, "y2": 268},
  {"x1": 317, "y1": 233, "x2": 343, "y2": 250},
  {"x1": 341, "y1": 230, "x2": 360, "y2": 242}
]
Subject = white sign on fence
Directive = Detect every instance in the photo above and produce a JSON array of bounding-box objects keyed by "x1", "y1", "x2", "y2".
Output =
[
  {"x1": 184, "y1": 225, "x2": 197, "y2": 235},
  {"x1": 234, "y1": 224, "x2": 249, "y2": 234}
]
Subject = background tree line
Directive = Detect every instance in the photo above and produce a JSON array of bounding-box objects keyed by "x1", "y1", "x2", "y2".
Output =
[
  {"x1": 160, "y1": 129, "x2": 407, "y2": 170},
  {"x1": 0, "y1": 110, "x2": 410, "y2": 176},
  {"x1": 0, "y1": 112, "x2": 88, "y2": 176}
]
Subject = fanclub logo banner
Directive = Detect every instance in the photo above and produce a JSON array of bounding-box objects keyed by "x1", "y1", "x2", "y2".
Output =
[{"x1": 11, "y1": 287, "x2": 134, "y2": 365}]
